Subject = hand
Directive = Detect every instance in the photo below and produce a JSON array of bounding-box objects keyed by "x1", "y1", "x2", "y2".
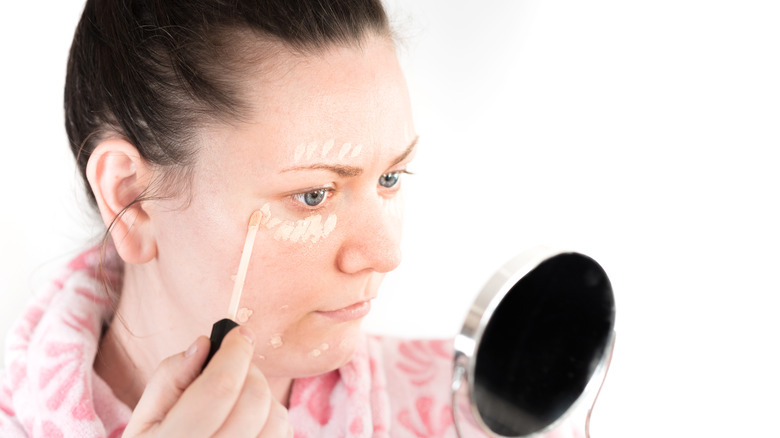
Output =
[{"x1": 123, "y1": 326, "x2": 293, "y2": 437}]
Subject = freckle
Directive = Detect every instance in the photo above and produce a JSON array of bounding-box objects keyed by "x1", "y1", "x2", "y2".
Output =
[
  {"x1": 310, "y1": 349, "x2": 321, "y2": 358},
  {"x1": 338, "y1": 143, "x2": 352, "y2": 159},
  {"x1": 321, "y1": 139, "x2": 335, "y2": 156},
  {"x1": 270, "y1": 335, "x2": 283, "y2": 349},
  {"x1": 306, "y1": 141, "x2": 318, "y2": 159},
  {"x1": 320, "y1": 343, "x2": 329, "y2": 351},
  {"x1": 294, "y1": 143, "x2": 305, "y2": 162},
  {"x1": 289, "y1": 218, "x2": 311, "y2": 243},
  {"x1": 323, "y1": 214, "x2": 338, "y2": 237},
  {"x1": 350, "y1": 143, "x2": 363, "y2": 158},
  {"x1": 237, "y1": 307, "x2": 253, "y2": 323}
]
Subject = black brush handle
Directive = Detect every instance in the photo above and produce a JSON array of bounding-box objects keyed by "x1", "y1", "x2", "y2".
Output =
[{"x1": 202, "y1": 318, "x2": 239, "y2": 370}]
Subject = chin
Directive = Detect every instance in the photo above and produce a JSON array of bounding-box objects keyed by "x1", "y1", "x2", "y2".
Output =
[{"x1": 259, "y1": 323, "x2": 364, "y2": 379}]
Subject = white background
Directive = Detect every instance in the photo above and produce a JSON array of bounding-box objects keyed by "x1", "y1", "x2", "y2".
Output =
[{"x1": 2, "y1": 1, "x2": 779, "y2": 437}]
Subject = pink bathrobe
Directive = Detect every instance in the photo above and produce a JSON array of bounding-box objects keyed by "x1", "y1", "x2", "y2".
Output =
[{"x1": 0, "y1": 246, "x2": 584, "y2": 437}]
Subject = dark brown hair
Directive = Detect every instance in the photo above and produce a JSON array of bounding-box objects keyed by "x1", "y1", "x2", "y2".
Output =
[{"x1": 65, "y1": 0, "x2": 391, "y2": 207}]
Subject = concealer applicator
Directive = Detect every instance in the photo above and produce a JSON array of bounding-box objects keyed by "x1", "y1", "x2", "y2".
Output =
[{"x1": 203, "y1": 210, "x2": 263, "y2": 368}]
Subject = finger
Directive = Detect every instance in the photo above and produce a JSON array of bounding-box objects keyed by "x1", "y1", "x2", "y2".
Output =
[
  {"x1": 212, "y1": 365, "x2": 272, "y2": 438},
  {"x1": 256, "y1": 401, "x2": 292, "y2": 438},
  {"x1": 123, "y1": 336, "x2": 210, "y2": 436},
  {"x1": 158, "y1": 326, "x2": 255, "y2": 436}
]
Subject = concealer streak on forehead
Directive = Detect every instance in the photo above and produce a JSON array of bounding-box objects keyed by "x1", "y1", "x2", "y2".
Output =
[
  {"x1": 293, "y1": 139, "x2": 364, "y2": 163},
  {"x1": 403, "y1": 123, "x2": 414, "y2": 145},
  {"x1": 258, "y1": 203, "x2": 337, "y2": 244}
]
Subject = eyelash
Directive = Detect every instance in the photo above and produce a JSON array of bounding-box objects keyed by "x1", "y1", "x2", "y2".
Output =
[
  {"x1": 378, "y1": 170, "x2": 412, "y2": 192},
  {"x1": 290, "y1": 170, "x2": 413, "y2": 210}
]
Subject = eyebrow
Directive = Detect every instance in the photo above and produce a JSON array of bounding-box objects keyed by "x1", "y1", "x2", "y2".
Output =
[
  {"x1": 390, "y1": 136, "x2": 419, "y2": 167},
  {"x1": 280, "y1": 136, "x2": 419, "y2": 177}
]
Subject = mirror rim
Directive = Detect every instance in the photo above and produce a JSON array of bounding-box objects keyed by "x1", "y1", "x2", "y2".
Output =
[{"x1": 452, "y1": 246, "x2": 616, "y2": 438}]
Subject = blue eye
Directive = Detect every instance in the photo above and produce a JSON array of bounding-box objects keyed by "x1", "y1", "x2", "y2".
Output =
[
  {"x1": 293, "y1": 189, "x2": 328, "y2": 207},
  {"x1": 379, "y1": 172, "x2": 400, "y2": 188}
]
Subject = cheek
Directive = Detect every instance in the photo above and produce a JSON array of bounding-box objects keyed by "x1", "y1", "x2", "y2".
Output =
[
  {"x1": 237, "y1": 218, "x2": 341, "y2": 323},
  {"x1": 151, "y1": 199, "x2": 247, "y2": 317},
  {"x1": 234, "y1": 233, "x2": 353, "y2": 369}
]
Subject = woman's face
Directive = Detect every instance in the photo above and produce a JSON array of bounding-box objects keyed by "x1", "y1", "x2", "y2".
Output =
[{"x1": 144, "y1": 36, "x2": 416, "y2": 378}]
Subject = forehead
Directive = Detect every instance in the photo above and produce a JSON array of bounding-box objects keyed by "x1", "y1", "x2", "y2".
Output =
[{"x1": 240, "y1": 37, "x2": 413, "y2": 156}]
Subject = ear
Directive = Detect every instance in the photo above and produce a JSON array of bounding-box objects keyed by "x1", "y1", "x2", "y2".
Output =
[{"x1": 86, "y1": 138, "x2": 157, "y2": 264}]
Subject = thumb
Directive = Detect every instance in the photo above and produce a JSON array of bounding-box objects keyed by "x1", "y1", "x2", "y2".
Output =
[{"x1": 123, "y1": 336, "x2": 210, "y2": 436}]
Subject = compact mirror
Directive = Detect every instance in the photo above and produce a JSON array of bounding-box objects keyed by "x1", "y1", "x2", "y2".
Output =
[{"x1": 452, "y1": 248, "x2": 616, "y2": 437}]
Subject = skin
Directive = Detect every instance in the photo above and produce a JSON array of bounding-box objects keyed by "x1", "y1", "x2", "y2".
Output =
[{"x1": 89, "y1": 34, "x2": 416, "y2": 433}]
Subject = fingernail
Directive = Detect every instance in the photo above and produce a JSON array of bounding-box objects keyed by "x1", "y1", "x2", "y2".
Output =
[
  {"x1": 184, "y1": 340, "x2": 198, "y2": 358},
  {"x1": 239, "y1": 327, "x2": 254, "y2": 345}
]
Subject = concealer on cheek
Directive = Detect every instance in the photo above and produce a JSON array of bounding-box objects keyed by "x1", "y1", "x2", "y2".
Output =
[
  {"x1": 236, "y1": 307, "x2": 253, "y2": 323},
  {"x1": 258, "y1": 203, "x2": 337, "y2": 244},
  {"x1": 309, "y1": 343, "x2": 329, "y2": 358},
  {"x1": 381, "y1": 194, "x2": 403, "y2": 218}
]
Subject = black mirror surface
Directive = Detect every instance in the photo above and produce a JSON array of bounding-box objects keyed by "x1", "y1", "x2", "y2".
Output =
[{"x1": 473, "y1": 252, "x2": 615, "y2": 436}]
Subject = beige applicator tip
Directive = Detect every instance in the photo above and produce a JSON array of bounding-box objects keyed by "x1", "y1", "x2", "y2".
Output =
[
  {"x1": 248, "y1": 210, "x2": 263, "y2": 228},
  {"x1": 205, "y1": 209, "x2": 264, "y2": 370}
]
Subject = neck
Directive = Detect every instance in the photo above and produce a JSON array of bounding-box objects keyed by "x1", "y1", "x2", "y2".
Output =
[{"x1": 94, "y1": 263, "x2": 294, "y2": 408}]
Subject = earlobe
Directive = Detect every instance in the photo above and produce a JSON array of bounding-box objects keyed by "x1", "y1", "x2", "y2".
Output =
[{"x1": 86, "y1": 138, "x2": 157, "y2": 264}]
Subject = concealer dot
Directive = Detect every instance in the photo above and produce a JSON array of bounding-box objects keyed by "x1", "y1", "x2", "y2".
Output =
[
  {"x1": 237, "y1": 307, "x2": 254, "y2": 323},
  {"x1": 270, "y1": 334, "x2": 284, "y2": 349}
]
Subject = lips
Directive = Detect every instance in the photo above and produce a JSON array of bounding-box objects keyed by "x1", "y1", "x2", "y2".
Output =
[{"x1": 316, "y1": 300, "x2": 372, "y2": 322}]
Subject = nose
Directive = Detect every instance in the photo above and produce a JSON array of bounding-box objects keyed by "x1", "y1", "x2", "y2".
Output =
[{"x1": 336, "y1": 196, "x2": 403, "y2": 275}]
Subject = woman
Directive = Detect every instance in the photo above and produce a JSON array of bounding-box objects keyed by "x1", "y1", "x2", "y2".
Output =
[{"x1": 0, "y1": 0, "x2": 583, "y2": 436}]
